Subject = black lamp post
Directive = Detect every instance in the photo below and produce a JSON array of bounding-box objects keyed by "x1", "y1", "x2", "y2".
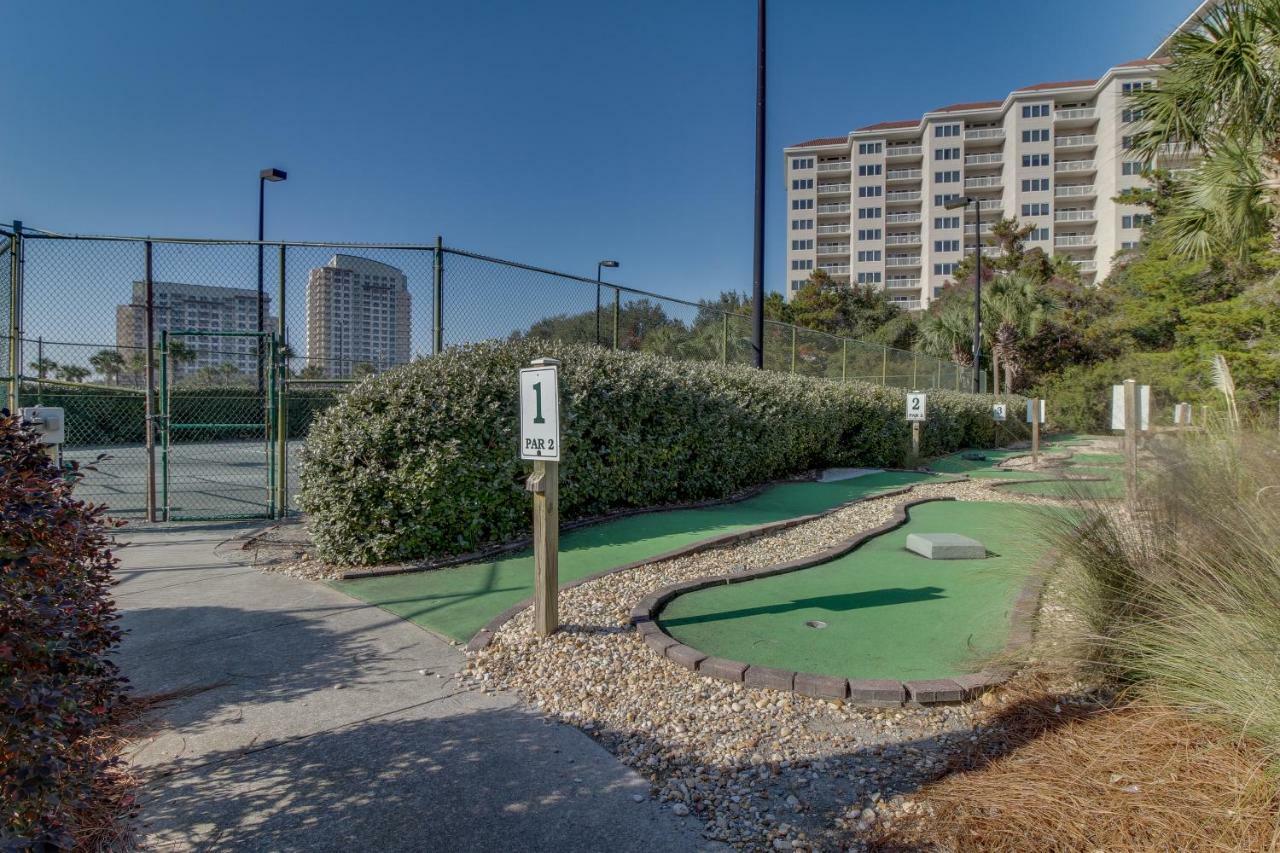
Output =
[
  {"x1": 596, "y1": 260, "x2": 619, "y2": 346},
  {"x1": 257, "y1": 167, "x2": 287, "y2": 391},
  {"x1": 944, "y1": 195, "x2": 982, "y2": 393},
  {"x1": 750, "y1": 0, "x2": 766, "y2": 368}
]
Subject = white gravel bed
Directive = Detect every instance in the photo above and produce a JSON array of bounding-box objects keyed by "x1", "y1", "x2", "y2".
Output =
[{"x1": 464, "y1": 478, "x2": 1064, "y2": 851}]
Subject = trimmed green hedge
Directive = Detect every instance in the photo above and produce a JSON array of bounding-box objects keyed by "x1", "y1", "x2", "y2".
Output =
[{"x1": 298, "y1": 340, "x2": 1026, "y2": 566}]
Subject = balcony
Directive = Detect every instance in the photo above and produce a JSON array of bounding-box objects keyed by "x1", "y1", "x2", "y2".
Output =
[
  {"x1": 817, "y1": 202, "x2": 850, "y2": 214},
  {"x1": 1157, "y1": 142, "x2": 1202, "y2": 160},
  {"x1": 1054, "y1": 107, "x2": 1098, "y2": 123},
  {"x1": 886, "y1": 168, "x2": 922, "y2": 181},
  {"x1": 1054, "y1": 235, "x2": 1097, "y2": 248},
  {"x1": 816, "y1": 223, "x2": 850, "y2": 235},
  {"x1": 886, "y1": 190, "x2": 922, "y2": 203},
  {"x1": 890, "y1": 298, "x2": 924, "y2": 311},
  {"x1": 885, "y1": 233, "x2": 921, "y2": 246},
  {"x1": 1077, "y1": 260, "x2": 1098, "y2": 273},
  {"x1": 818, "y1": 263, "x2": 850, "y2": 274},
  {"x1": 963, "y1": 223, "x2": 994, "y2": 236},
  {"x1": 885, "y1": 211, "x2": 921, "y2": 224},
  {"x1": 817, "y1": 244, "x2": 850, "y2": 256},
  {"x1": 964, "y1": 127, "x2": 1004, "y2": 142},
  {"x1": 965, "y1": 244, "x2": 1005, "y2": 257},
  {"x1": 977, "y1": 199, "x2": 1002, "y2": 213},
  {"x1": 964, "y1": 152, "x2": 1003, "y2": 166},
  {"x1": 885, "y1": 277, "x2": 921, "y2": 289},
  {"x1": 886, "y1": 255, "x2": 922, "y2": 268},
  {"x1": 1054, "y1": 209, "x2": 1097, "y2": 223},
  {"x1": 1055, "y1": 184, "x2": 1096, "y2": 199},
  {"x1": 1055, "y1": 159, "x2": 1096, "y2": 174},
  {"x1": 817, "y1": 161, "x2": 852, "y2": 174},
  {"x1": 964, "y1": 175, "x2": 1002, "y2": 190},
  {"x1": 817, "y1": 182, "x2": 850, "y2": 195},
  {"x1": 1055, "y1": 134, "x2": 1096, "y2": 149},
  {"x1": 885, "y1": 144, "x2": 923, "y2": 159}
]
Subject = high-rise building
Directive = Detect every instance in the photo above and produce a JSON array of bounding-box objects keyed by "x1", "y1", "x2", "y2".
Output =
[
  {"x1": 115, "y1": 281, "x2": 273, "y2": 378},
  {"x1": 783, "y1": 49, "x2": 1195, "y2": 308},
  {"x1": 305, "y1": 254, "x2": 411, "y2": 377}
]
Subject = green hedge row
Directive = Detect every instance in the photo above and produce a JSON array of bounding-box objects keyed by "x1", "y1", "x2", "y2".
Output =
[
  {"x1": 298, "y1": 340, "x2": 1026, "y2": 566},
  {"x1": 16, "y1": 383, "x2": 345, "y2": 445}
]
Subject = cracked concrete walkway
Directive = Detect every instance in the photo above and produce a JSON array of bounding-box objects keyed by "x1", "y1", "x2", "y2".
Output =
[{"x1": 113, "y1": 522, "x2": 709, "y2": 852}]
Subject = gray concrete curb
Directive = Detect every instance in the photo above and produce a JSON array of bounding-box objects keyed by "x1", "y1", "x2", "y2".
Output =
[{"x1": 631, "y1": 496, "x2": 1058, "y2": 708}]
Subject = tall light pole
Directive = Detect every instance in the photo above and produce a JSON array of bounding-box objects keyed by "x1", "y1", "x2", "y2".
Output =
[
  {"x1": 944, "y1": 195, "x2": 982, "y2": 392},
  {"x1": 596, "y1": 259, "x2": 619, "y2": 346},
  {"x1": 750, "y1": 0, "x2": 766, "y2": 368},
  {"x1": 257, "y1": 168, "x2": 287, "y2": 391}
]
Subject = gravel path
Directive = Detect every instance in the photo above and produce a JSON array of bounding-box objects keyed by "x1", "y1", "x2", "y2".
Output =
[{"x1": 464, "y1": 477, "x2": 1069, "y2": 851}]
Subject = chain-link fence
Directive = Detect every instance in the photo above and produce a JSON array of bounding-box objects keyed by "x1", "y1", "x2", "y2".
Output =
[{"x1": 1, "y1": 224, "x2": 975, "y2": 520}]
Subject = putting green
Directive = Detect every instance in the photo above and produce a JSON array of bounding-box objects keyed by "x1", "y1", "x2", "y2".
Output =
[
  {"x1": 999, "y1": 478, "x2": 1123, "y2": 499},
  {"x1": 658, "y1": 501, "x2": 1055, "y2": 682},
  {"x1": 334, "y1": 470, "x2": 948, "y2": 643}
]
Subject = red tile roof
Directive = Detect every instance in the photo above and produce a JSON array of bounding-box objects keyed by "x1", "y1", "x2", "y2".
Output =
[
  {"x1": 1117, "y1": 56, "x2": 1171, "y2": 67},
  {"x1": 787, "y1": 135, "x2": 848, "y2": 148},
  {"x1": 854, "y1": 118, "x2": 920, "y2": 132},
  {"x1": 1015, "y1": 78, "x2": 1097, "y2": 92},
  {"x1": 936, "y1": 100, "x2": 1003, "y2": 113}
]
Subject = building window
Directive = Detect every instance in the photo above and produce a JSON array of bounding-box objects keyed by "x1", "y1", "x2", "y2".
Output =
[
  {"x1": 790, "y1": 239, "x2": 813, "y2": 250},
  {"x1": 1122, "y1": 214, "x2": 1153, "y2": 229},
  {"x1": 1022, "y1": 153, "x2": 1051, "y2": 167},
  {"x1": 791, "y1": 259, "x2": 814, "y2": 270},
  {"x1": 933, "y1": 216, "x2": 959, "y2": 229},
  {"x1": 1121, "y1": 81, "x2": 1153, "y2": 93},
  {"x1": 857, "y1": 228, "x2": 882, "y2": 240},
  {"x1": 791, "y1": 178, "x2": 813, "y2": 190},
  {"x1": 933, "y1": 239, "x2": 960, "y2": 252},
  {"x1": 1021, "y1": 203, "x2": 1050, "y2": 216},
  {"x1": 1028, "y1": 227, "x2": 1049, "y2": 241},
  {"x1": 1121, "y1": 161, "x2": 1147, "y2": 176},
  {"x1": 858, "y1": 185, "x2": 883, "y2": 197},
  {"x1": 934, "y1": 170, "x2": 960, "y2": 183},
  {"x1": 858, "y1": 164, "x2": 883, "y2": 176},
  {"x1": 1121, "y1": 240, "x2": 1140, "y2": 250},
  {"x1": 790, "y1": 279, "x2": 807, "y2": 291},
  {"x1": 934, "y1": 147, "x2": 960, "y2": 161},
  {"x1": 933, "y1": 262, "x2": 958, "y2": 275},
  {"x1": 791, "y1": 157, "x2": 814, "y2": 169},
  {"x1": 1121, "y1": 135, "x2": 1135, "y2": 150},
  {"x1": 792, "y1": 198, "x2": 814, "y2": 210},
  {"x1": 1121, "y1": 108, "x2": 1144, "y2": 123},
  {"x1": 934, "y1": 193, "x2": 960, "y2": 206},
  {"x1": 1021, "y1": 129, "x2": 1050, "y2": 143},
  {"x1": 858, "y1": 142, "x2": 883, "y2": 155},
  {"x1": 858, "y1": 207, "x2": 882, "y2": 219},
  {"x1": 1021, "y1": 103, "x2": 1050, "y2": 118},
  {"x1": 856, "y1": 250, "x2": 882, "y2": 262},
  {"x1": 934, "y1": 124, "x2": 960, "y2": 138},
  {"x1": 857, "y1": 272, "x2": 882, "y2": 283},
  {"x1": 1021, "y1": 178, "x2": 1050, "y2": 192},
  {"x1": 791, "y1": 219, "x2": 813, "y2": 230}
]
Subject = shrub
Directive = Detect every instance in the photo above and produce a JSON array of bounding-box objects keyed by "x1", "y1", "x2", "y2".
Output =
[
  {"x1": 1, "y1": 415, "x2": 127, "y2": 847},
  {"x1": 299, "y1": 341, "x2": 1025, "y2": 565}
]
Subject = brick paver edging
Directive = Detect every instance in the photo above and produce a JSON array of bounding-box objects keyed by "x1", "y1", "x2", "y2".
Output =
[
  {"x1": 464, "y1": 479, "x2": 951, "y2": 653},
  {"x1": 629, "y1": 496, "x2": 1055, "y2": 707}
]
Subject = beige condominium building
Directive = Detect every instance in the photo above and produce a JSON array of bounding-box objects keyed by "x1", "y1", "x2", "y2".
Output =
[
  {"x1": 305, "y1": 254, "x2": 411, "y2": 377},
  {"x1": 783, "y1": 43, "x2": 1201, "y2": 309}
]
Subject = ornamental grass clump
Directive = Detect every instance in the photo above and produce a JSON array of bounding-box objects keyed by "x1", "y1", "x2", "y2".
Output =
[
  {"x1": 1054, "y1": 426, "x2": 1280, "y2": 756},
  {"x1": 0, "y1": 414, "x2": 127, "y2": 848},
  {"x1": 298, "y1": 340, "x2": 1023, "y2": 565}
]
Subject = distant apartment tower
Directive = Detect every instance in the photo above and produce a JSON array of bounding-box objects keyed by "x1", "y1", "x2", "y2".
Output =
[
  {"x1": 115, "y1": 281, "x2": 273, "y2": 378},
  {"x1": 782, "y1": 55, "x2": 1193, "y2": 309},
  {"x1": 305, "y1": 254, "x2": 411, "y2": 377}
]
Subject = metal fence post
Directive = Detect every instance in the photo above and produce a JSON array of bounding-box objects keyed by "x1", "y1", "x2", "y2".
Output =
[
  {"x1": 159, "y1": 330, "x2": 169, "y2": 522},
  {"x1": 935, "y1": 361, "x2": 941, "y2": 389},
  {"x1": 433, "y1": 236, "x2": 444, "y2": 355},
  {"x1": 881, "y1": 346, "x2": 888, "y2": 386},
  {"x1": 266, "y1": 334, "x2": 277, "y2": 518},
  {"x1": 276, "y1": 244, "x2": 288, "y2": 517},
  {"x1": 613, "y1": 287, "x2": 620, "y2": 349},
  {"x1": 912, "y1": 353, "x2": 918, "y2": 388},
  {"x1": 842, "y1": 339, "x2": 847, "y2": 381},
  {"x1": 721, "y1": 312, "x2": 729, "y2": 365},
  {"x1": 790, "y1": 326, "x2": 797, "y2": 373},
  {"x1": 7, "y1": 221, "x2": 22, "y2": 413},
  {"x1": 144, "y1": 241, "x2": 157, "y2": 521}
]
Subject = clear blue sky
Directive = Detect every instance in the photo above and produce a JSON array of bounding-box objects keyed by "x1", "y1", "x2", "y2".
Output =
[{"x1": 1, "y1": 0, "x2": 1191, "y2": 304}]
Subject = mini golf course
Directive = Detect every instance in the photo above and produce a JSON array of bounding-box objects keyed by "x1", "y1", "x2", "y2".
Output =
[
  {"x1": 334, "y1": 470, "x2": 951, "y2": 644},
  {"x1": 657, "y1": 501, "x2": 1055, "y2": 683}
]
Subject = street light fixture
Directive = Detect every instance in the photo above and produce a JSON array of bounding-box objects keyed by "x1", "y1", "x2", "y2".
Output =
[
  {"x1": 257, "y1": 167, "x2": 287, "y2": 391},
  {"x1": 596, "y1": 259, "x2": 619, "y2": 346},
  {"x1": 943, "y1": 195, "x2": 982, "y2": 393}
]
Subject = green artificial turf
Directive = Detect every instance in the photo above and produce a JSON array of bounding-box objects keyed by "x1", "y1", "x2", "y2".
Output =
[
  {"x1": 999, "y1": 478, "x2": 1124, "y2": 499},
  {"x1": 659, "y1": 501, "x2": 1055, "y2": 682},
  {"x1": 333, "y1": 470, "x2": 947, "y2": 643}
]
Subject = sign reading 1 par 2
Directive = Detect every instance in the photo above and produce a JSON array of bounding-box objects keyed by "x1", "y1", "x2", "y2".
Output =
[
  {"x1": 519, "y1": 364, "x2": 560, "y2": 461},
  {"x1": 906, "y1": 392, "x2": 926, "y2": 422}
]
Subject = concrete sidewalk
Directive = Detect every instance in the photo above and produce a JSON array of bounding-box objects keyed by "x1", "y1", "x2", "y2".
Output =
[{"x1": 113, "y1": 522, "x2": 709, "y2": 852}]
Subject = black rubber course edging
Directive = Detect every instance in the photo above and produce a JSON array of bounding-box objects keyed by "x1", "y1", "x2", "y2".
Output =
[{"x1": 629, "y1": 496, "x2": 1054, "y2": 707}]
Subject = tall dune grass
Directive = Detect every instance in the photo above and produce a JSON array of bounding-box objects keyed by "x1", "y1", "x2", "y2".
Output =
[{"x1": 1053, "y1": 427, "x2": 1280, "y2": 756}]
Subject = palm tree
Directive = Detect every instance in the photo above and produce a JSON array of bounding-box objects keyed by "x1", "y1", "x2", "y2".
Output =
[
  {"x1": 1129, "y1": 0, "x2": 1280, "y2": 259},
  {"x1": 28, "y1": 356, "x2": 58, "y2": 379},
  {"x1": 89, "y1": 349, "x2": 126, "y2": 385},
  {"x1": 54, "y1": 364, "x2": 90, "y2": 384},
  {"x1": 982, "y1": 273, "x2": 1052, "y2": 393},
  {"x1": 164, "y1": 340, "x2": 198, "y2": 381},
  {"x1": 916, "y1": 297, "x2": 974, "y2": 368}
]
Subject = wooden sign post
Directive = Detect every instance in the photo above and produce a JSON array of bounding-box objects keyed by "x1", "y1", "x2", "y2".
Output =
[
  {"x1": 1123, "y1": 380, "x2": 1138, "y2": 506},
  {"x1": 1026, "y1": 398, "x2": 1044, "y2": 467},
  {"x1": 520, "y1": 357, "x2": 562, "y2": 637},
  {"x1": 906, "y1": 391, "x2": 926, "y2": 458}
]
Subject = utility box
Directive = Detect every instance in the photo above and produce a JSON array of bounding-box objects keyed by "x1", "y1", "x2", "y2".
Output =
[{"x1": 19, "y1": 406, "x2": 66, "y2": 445}]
